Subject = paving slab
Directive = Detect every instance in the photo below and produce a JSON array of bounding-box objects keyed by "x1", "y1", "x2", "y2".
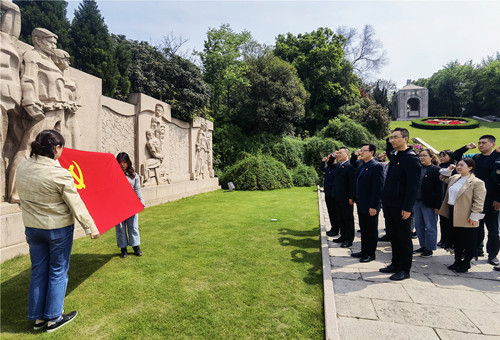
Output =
[
  {"x1": 360, "y1": 269, "x2": 433, "y2": 286},
  {"x1": 333, "y1": 278, "x2": 412, "y2": 302},
  {"x1": 461, "y1": 309, "x2": 500, "y2": 335},
  {"x1": 331, "y1": 267, "x2": 362, "y2": 280},
  {"x1": 337, "y1": 317, "x2": 440, "y2": 340},
  {"x1": 334, "y1": 295, "x2": 378, "y2": 320},
  {"x1": 485, "y1": 292, "x2": 500, "y2": 307},
  {"x1": 404, "y1": 284, "x2": 500, "y2": 312},
  {"x1": 428, "y1": 273, "x2": 500, "y2": 292},
  {"x1": 372, "y1": 299, "x2": 479, "y2": 333},
  {"x1": 436, "y1": 329, "x2": 500, "y2": 340}
]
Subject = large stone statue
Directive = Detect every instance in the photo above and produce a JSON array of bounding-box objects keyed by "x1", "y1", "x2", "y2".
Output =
[
  {"x1": 194, "y1": 121, "x2": 213, "y2": 180},
  {"x1": 0, "y1": 0, "x2": 22, "y2": 200},
  {"x1": 7, "y1": 28, "x2": 79, "y2": 203}
]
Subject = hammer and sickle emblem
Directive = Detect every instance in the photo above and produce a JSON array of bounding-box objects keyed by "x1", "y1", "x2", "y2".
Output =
[{"x1": 68, "y1": 161, "x2": 86, "y2": 189}]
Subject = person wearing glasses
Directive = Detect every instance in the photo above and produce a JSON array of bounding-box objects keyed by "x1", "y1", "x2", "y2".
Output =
[{"x1": 379, "y1": 128, "x2": 421, "y2": 281}]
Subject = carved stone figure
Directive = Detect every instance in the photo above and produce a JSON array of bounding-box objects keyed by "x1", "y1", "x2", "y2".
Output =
[
  {"x1": 194, "y1": 121, "x2": 210, "y2": 180},
  {"x1": 0, "y1": 0, "x2": 22, "y2": 199},
  {"x1": 7, "y1": 28, "x2": 78, "y2": 203},
  {"x1": 141, "y1": 129, "x2": 166, "y2": 185}
]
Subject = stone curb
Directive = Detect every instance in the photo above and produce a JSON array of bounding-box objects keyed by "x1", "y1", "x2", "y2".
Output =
[{"x1": 318, "y1": 186, "x2": 340, "y2": 340}]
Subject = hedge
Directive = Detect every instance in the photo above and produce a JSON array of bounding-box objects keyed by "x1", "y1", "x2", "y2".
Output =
[{"x1": 411, "y1": 117, "x2": 479, "y2": 130}]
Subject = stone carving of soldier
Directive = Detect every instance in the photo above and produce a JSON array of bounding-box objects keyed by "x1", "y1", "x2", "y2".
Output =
[
  {"x1": 194, "y1": 121, "x2": 209, "y2": 180},
  {"x1": 0, "y1": 0, "x2": 22, "y2": 199},
  {"x1": 7, "y1": 28, "x2": 77, "y2": 203}
]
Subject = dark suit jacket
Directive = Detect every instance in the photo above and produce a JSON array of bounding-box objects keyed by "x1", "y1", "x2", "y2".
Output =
[
  {"x1": 321, "y1": 157, "x2": 336, "y2": 197},
  {"x1": 355, "y1": 159, "x2": 384, "y2": 213},
  {"x1": 420, "y1": 164, "x2": 443, "y2": 209},
  {"x1": 333, "y1": 160, "x2": 355, "y2": 201}
]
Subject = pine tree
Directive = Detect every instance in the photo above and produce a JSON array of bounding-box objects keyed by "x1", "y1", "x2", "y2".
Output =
[
  {"x1": 69, "y1": 0, "x2": 119, "y2": 97},
  {"x1": 14, "y1": 0, "x2": 71, "y2": 52}
]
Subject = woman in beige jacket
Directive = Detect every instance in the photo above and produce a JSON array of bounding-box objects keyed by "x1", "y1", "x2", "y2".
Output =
[{"x1": 439, "y1": 158, "x2": 486, "y2": 273}]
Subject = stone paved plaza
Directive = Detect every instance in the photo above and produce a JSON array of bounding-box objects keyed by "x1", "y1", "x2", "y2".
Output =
[{"x1": 318, "y1": 188, "x2": 500, "y2": 340}]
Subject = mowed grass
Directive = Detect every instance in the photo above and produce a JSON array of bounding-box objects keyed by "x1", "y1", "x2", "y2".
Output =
[
  {"x1": 1, "y1": 187, "x2": 323, "y2": 339},
  {"x1": 390, "y1": 121, "x2": 500, "y2": 153}
]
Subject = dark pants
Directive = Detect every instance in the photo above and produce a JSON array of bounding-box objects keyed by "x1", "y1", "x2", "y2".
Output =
[
  {"x1": 325, "y1": 194, "x2": 339, "y2": 234},
  {"x1": 450, "y1": 205, "x2": 478, "y2": 265},
  {"x1": 380, "y1": 204, "x2": 391, "y2": 240},
  {"x1": 358, "y1": 211, "x2": 379, "y2": 258},
  {"x1": 334, "y1": 197, "x2": 354, "y2": 243},
  {"x1": 476, "y1": 207, "x2": 499, "y2": 260},
  {"x1": 384, "y1": 206, "x2": 413, "y2": 272},
  {"x1": 439, "y1": 215, "x2": 453, "y2": 248}
]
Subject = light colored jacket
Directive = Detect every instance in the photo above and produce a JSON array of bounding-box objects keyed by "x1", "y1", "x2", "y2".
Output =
[
  {"x1": 439, "y1": 173, "x2": 486, "y2": 228},
  {"x1": 16, "y1": 155, "x2": 98, "y2": 234}
]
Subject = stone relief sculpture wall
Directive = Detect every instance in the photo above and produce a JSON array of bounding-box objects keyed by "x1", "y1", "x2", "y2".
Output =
[{"x1": 0, "y1": 2, "x2": 219, "y2": 262}]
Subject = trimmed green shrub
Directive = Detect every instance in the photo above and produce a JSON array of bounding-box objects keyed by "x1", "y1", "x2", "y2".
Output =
[
  {"x1": 318, "y1": 114, "x2": 378, "y2": 146},
  {"x1": 291, "y1": 164, "x2": 319, "y2": 187},
  {"x1": 411, "y1": 117, "x2": 479, "y2": 129},
  {"x1": 303, "y1": 136, "x2": 343, "y2": 167},
  {"x1": 222, "y1": 154, "x2": 293, "y2": 191},
  {"x1": 265, "y1": 136, "x2": 305, "y2": 169}
]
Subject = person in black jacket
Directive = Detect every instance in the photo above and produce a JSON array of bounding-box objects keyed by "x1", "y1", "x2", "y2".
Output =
[
  {"x1": 437, "y1": 149, "x2": 456, "y2": 249},
  {"x1": 413, "y1": 149, "x2": 443, "y2": 258},
  {"x1": 379, "y1": 128, "x2": 421, "y2": 281},
  {"x1": 452, "y1": 136, "x2": 500, "y2": 266},
  {"x1": 331, "y1": 147, "x2": 356, "y2": 248},
  {"x1": 322, "y1": 152, "x2": 339, "y2": 237},
  {"x1": 350, "y1": 144, "x2": 384, "y2": 262}
]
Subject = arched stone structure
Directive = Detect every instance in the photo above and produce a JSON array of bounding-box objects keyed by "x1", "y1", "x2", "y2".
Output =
[{"x1": 392, "y1": 80, "x2": 428, "y2": 121}]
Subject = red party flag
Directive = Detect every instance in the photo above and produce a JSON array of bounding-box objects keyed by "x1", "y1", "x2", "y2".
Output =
[{"x1": 58, "y1": 148, "x2": 144, "y2": 234}]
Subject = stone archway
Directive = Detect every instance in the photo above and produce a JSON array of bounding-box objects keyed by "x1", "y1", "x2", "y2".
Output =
[{"x1": 406, "y1": 97, "x2": 421, "y2": 117}]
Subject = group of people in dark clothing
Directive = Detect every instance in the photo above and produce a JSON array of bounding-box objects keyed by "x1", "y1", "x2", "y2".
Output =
[{"x1": 322, "y1": 128, "x2": 500, "y2": 280}]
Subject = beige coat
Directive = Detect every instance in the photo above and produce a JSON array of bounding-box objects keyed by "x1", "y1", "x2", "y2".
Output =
[{"x1": 439, "y1": 173, "x2": 486, "y2": 228}]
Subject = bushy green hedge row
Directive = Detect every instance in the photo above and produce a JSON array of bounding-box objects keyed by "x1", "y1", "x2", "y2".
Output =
[{"x1": 411, "y1": 117, "x2": 479, "y2": 129}]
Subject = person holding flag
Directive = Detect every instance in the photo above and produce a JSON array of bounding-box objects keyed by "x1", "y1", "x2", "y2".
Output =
[
  {"x1": 16, "y1": 129, "x2": 100, "y2": 332},
  {"x1": 115, "y1": 152, "x2": 145, "y2": 258}
]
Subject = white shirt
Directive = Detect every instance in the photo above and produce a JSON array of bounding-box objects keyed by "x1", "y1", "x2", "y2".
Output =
[{"x1": 447, "y1": 175, "x2": 470, "y2": 205}]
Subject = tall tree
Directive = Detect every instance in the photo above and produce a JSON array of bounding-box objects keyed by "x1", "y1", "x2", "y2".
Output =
[
  {"x1": 14, "y1": 0, "x2": 71, "y2": 52},
  {"x1": 476, "y1": 54, "x2": 500, "y2": 116},
  {"x1": 274, "y1": 27, "x2": 359, "y2": 133},
  {"x1": 69, "y1": 0, "x2": 120, "y2": 97},
  {"x1": 236, "y1": 50, "x2": 308, "y2": 135},
  {"x1": 112, "y1": 34, "x2": 131, "y2": 101},
  {"x1": 196, "y1": 24, "x2": 252, "y2": 122},
  {"x1": 337, "y1": 24, "x2": 387, "y2": 79}
]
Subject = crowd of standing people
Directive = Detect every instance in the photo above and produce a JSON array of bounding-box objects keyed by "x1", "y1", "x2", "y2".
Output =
[{"x1": 322, "y1": 129, "x2": 500, "y2": 280}]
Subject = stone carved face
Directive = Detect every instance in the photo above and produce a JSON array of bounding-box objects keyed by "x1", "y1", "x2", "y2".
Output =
[
  {"x1": 36, "y1": 36, "x2": 57, "y2": 56},
  {"x1": 155, "y1": 104, "x2": 164, "y2": 117},
  {"x1": 146, "y1": 130, "x2": 154, "y2": 140}
]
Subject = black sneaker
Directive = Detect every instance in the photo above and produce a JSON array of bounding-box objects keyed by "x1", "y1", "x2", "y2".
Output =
[
  {"x1": 120, "y1": 248, "x2": 128, "y2": 258},
  {"x1": 133, "y1": 246, "x2": 143, "y2": 256},
  {"x1": 413, "y1": 247, "x2": 425, "y2": 254},
  {"x1": 46, "y1": 311, "x2": 77, "y2": 333},
  {"x1": 420, "y1": 250, "x2": 433, "y2": 258},
  {"x1": 33, "y1": 320, "x2": 48, "y2": 330}
]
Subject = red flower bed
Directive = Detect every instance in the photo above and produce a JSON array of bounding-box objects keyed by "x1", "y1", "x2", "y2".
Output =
[{"x1": 424, "y1": 118, "x2": 467, "y2": 125}]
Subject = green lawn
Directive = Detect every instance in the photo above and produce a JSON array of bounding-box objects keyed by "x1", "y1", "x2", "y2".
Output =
[
  {"x1": 390, "y1": 120, "x2": 500, "y2": 153},
  {"x1": 1, "y1": 187, "x2": 323, "y2": 339}
]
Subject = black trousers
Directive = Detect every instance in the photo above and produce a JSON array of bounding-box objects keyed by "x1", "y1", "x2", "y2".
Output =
[
  {"x1": 476, "y1": 207, "x2": 499, "y2": 260},
  {"x1": 450, "y1": 205, "x2": 478, "y2": 265},
  {"x1": 334, "y1": 197, "x2": 354, "y2": 243},
  {"x1": 358, "y1": 211, "x2": 379, "y2": 258},
  {"x1": 325, "y1": 194, "x2": 339, "y2": 234},
  {"x1": 384, "y1": 205, "x2": 413, "y2": 272},
  {"x1": 439, "y1": 215, "x2": 453, "y2": 247}
]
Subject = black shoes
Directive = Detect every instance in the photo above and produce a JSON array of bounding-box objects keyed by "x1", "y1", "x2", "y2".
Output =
[
  {"x1": 488, "y1": 257, "x2": 499, "y2": 266},
  {"x1": 448, "y1": 261, "x2": 461, "y2": 271},
  {"x1": 326, "y1": 230, "x2": 339, "y2": 237},
  {"x1": 133, "y1": 246, "x2": 143, "y2": 256},
  {"x1": 494, "y1": 266, "x2": 500, "y2": 272},
  {"x1": 34, "y1": 320, "x2": 48, "y2": 330},
  {"x1": 46, "y1": 311, "x2": 78, "y2": 333},
  {"x1": 332, "y1": 237, "x2": 344, "y2": 243},
  {"x1": 351, "y1": 251, "x2": 364, "y2": 258},
  {"x1": 378, "y1": 235, "x2": 390, "y2": 242},
  {"x1": 389, "y1": 270, "x2": 410, "y2": 281},
  {"x1": 340, "y1": 241, "x2": 352, "y2": 248},
  {"x1": 120, "y1": 248, "x2": 128, "y2": 258},
  {"x1": 360, "y1": 255, "x2": 375, "y2": 263},
  {"x1": 413, "y1": 247, "x2": 425, "y2": 254},
  {"x1": 455, "y1": 263, "x2": 471, "y2": 273},
  {"x1": 420, "y1": 250, "x2": 433, "y2": 258},
  {"x1": 379, "y1": 264, "x2": 398, "y2": 273}
]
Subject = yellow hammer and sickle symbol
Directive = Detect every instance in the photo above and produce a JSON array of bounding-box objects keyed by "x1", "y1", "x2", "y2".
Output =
[{"x1": 68, "y1": 161, "x2": 86, "y2": 189}]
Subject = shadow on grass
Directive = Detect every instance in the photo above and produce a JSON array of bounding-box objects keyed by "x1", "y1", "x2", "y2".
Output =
[
  {"x1": 0, "y1": 253, "x2": 113, "y2": 334},
  {"x1": 278, "y1": 227, "x2": 322, "y2": 286}
]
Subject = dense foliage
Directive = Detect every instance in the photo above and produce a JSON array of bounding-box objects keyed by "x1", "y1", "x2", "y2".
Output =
[
  {"x1": 317, "y1": 114, "x2": 378, "y2": 147},
  {"x1": 291, "y1": 164, "x2": 319, "y2": 187},
  {"x1": 221, "y1": 154, "x2": 293, "y2": 190}
]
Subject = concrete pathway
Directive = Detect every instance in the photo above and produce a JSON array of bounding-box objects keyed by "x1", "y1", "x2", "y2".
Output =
[{"x1": 318, "y1": 188, "x2": 500, "y2": 340}]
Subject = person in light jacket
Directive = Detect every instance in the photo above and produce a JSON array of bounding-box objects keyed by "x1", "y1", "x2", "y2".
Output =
[
  {"x1": 439, "y1": 158, "x2": 486, "y2": 273},
  {"x1": 115, "y1": 152, "x2": 145, "y2": 258}
]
